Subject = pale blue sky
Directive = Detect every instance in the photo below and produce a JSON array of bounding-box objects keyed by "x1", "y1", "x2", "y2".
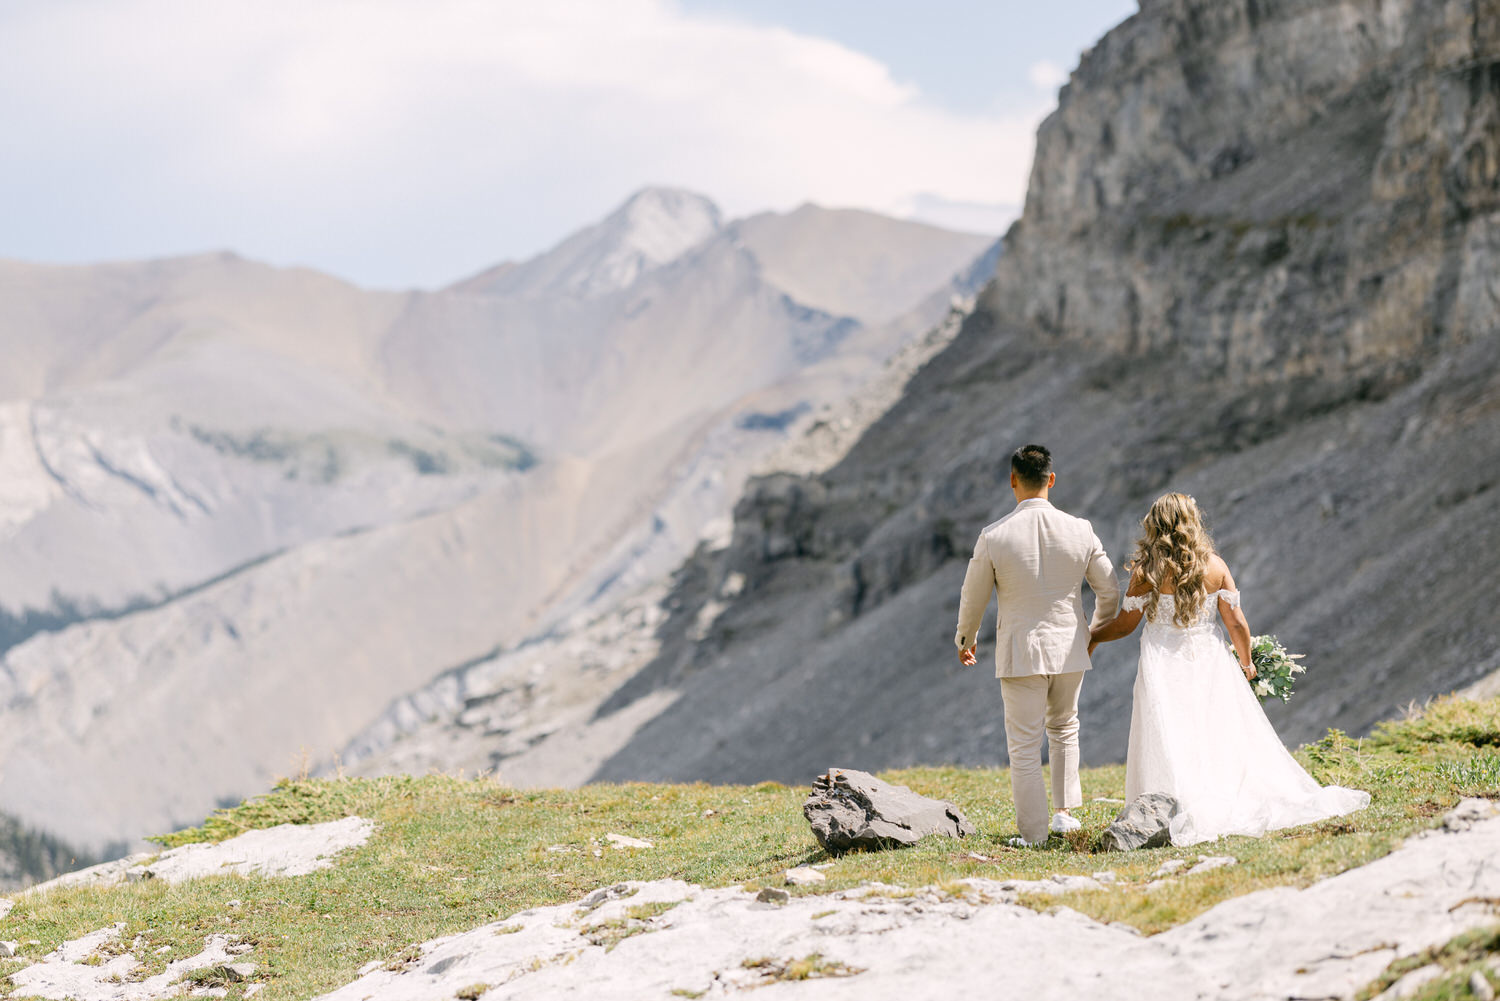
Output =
[
  {"x1": 0, "y1": 1, "x2": 1138, "y2": 289},
  {"x1": 679, "y1": 1, "x2": 1137, "y2": 112}
]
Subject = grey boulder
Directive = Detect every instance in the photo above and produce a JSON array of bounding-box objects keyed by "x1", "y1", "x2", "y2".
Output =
[
  {"x1": 803, "y1": 768, "x2": 974, "y2": 852},
  {"x1": 1100, "y1": 793, "x2": 1181, "y2": 851}
]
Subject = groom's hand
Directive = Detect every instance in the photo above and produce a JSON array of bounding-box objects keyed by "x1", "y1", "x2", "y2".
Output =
[{"x1": 959, "y1": 645, "x2": 977, "y2": 667}]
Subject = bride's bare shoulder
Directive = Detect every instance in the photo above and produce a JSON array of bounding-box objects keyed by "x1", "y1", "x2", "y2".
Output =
[{"x1": 1207, "y1": 552, "x2": 1236, "y2": 591}]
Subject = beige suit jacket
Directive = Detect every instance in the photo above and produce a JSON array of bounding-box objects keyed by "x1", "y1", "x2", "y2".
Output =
[{"x1": 954, "y1": 498, "x2": 1120, "y2": 678}]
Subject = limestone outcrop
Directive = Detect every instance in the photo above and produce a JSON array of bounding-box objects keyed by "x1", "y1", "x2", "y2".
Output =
[{"x1": 309, "y1": 800, "x2": 1500, "y2": 1001}]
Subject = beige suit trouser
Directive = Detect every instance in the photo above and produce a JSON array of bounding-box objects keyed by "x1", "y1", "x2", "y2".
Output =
[{"x1": 999, "y1": 670, "x2": 1085, "y2": 843}]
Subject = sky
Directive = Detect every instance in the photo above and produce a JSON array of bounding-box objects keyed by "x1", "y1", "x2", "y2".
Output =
[{"x1": 0, "y1": 0, "x2": 1137, "y2": 290}]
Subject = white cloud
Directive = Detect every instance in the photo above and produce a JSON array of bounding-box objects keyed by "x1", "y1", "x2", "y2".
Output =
[
  {"x1": 889, "y1": 194, "x2": 1019, "y2": 237},
  {"x1": 0, "y1": 0, "x2": 1053, "y2": 287},
  {"x1": 1027, "y1": 59, "x2": 1069, "y2": 92}
]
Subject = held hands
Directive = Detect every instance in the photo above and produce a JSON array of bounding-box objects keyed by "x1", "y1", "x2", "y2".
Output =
[{"x1": 959, "y1": 645, "x2": 977, "y2": 668}]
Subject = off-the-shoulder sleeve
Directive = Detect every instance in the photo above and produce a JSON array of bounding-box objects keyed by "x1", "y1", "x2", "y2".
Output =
[
  {"x1": 1122, "y1": 593, "x2": 1148, "y2": 612},
  {"x1": 1215, "y1": 589, "x2": 1241, "y2": 608}
]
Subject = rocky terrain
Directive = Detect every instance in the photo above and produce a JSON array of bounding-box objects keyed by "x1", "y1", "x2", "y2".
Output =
[
  {"x1": 316, "y1": 800, "x2": 1500, "y2": 1001},
  {"x1": 5, "y1": 772, "x2": 1500, "y2": 999},
  {"x1": 377, "y1": 0, "x2": 1500, "y2": 788},
  {"x1": 0, "y1": 189, "x2": 994, "y2": 854}
]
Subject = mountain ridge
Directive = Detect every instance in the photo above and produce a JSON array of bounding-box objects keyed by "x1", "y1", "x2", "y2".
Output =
[{"x1": 0, "y1": 187, "x2": 996, "y2": 853}]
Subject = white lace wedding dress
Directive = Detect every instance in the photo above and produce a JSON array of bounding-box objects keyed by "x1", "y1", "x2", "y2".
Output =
[{"x1": 1124, "y1": 588, "x2": 1370, "y2": 846}]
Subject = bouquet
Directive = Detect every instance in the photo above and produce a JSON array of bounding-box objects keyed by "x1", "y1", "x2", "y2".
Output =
[{"x1": 1230, "y1": 634, "x2": 1306, "y2": 703}]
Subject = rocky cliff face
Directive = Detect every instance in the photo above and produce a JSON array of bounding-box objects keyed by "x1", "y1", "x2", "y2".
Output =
[{"x1": 575, "y1": 0, "x2": 1500, "y2": 785}]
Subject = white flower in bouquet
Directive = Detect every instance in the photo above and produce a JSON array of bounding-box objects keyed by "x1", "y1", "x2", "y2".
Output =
[{"x1": 1230, "y1": 634, "x2": 1306, "y2": 703}]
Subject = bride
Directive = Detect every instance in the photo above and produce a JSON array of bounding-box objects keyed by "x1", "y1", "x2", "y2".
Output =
[{"x1": 1089, "y1": 493, "x2": 1369, "y2": 845}]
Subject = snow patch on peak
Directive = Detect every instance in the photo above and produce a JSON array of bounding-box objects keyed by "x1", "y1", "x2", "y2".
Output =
[
  {"x1": 614, "y1": 188, "x2": 722, "y2": 263},
  {"x1": 454, "y1": 187, "x2": 723, "y2": 300},
  {"x1": 582, "y1": 188, "x2": 723, "y2": 297}
]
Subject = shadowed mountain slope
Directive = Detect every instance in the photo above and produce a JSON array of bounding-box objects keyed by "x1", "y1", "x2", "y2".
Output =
[{"x1": 582, "y1": 0, "x2": 1500, "y2": 785}]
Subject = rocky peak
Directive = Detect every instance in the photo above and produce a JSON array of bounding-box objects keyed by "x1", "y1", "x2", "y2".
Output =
[
  {"x1": 454, "y1": 186, "x2": 723, "y2": 299},
  {"x1": 609, "y1": 187, "x2": 723, "y2": 269}
]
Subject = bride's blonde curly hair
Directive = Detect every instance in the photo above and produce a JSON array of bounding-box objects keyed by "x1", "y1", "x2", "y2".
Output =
[{"x1": 1130, "y1": 493, "x2": 1217, "y2": 627}]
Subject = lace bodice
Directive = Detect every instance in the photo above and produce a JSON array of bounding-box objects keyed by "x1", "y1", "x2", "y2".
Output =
[{"x1": 1123, "y1": 588, "x2": 1240, "y2": 629}]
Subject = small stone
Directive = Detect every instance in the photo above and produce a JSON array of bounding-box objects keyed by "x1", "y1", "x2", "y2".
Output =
[
  {"x1": 1373, "y1": 964, "x2": 1444, "y2": 1000},
  {"x1": 702, "y1": 809, "x2": 716, "y2": 817},
  {"x1": 1091, "y1": 870, "x2": 1118, "y2": 883},
  {"x1": 225, "y1": 899, "x2": 243, "y2": 908},
  {"x1": 125, "y1": 865, "x2": 154, "y2": 883},
  {"x1": 592, "y1": 849, "x2": 603, "y2": 858},
  {"x1": 0, "y1": 941, "x2": 17, "y2": 958},
  {"x1": 190, "y1": 989, "x2": 228, "y2": 999},
  {"x1": 225, "y1": 962, "x2": 257, "y2": 980},
  {"x1": 1100, "y1": 793, "x2": 1181, "y2": 852},
  {"x1": 967, "y1": 852, "x2": 994, "y2": 862},
  {"x1": 605, "y1": 833, "x2": 653, "y2": 849},
  {"x1": 755, "y1": 887, "x2": 790, "y2": 905},
  {"x1": 1153, "y1": 859, "x2": 1189, "y2": 878},
  {"x1": 580, "y1": 884, "x2": 635, "y2": 909},
  {"x1": 784, "y1": 867, "x2": 826, "y2": 886},
  {"x1": 0, "y1": 899, "x2": 12, "y2": 920},
  {"x1": 1443, "y1": 799, "x2": 1499, "y2": 833},
  {"x1": 545, "y1": 845, "x2": 572, "y2": 853},
  {"x1": 1189, "y1": 855, "x2": 1236, "y2": 875},
  {"x1": 156, "y1": 945, "x2": 173, "y2": 954},
  {"x1": 1472, "y1": 971, "x2": 1496, "y2": 1001},
  {"x1": 244, "y1": 987, "x2": 265, "y2": 999}
]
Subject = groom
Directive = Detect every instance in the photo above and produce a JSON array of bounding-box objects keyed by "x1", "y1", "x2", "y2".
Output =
[{"x1": 954, "y1": 444, "x2": 1120, "y2": 846}]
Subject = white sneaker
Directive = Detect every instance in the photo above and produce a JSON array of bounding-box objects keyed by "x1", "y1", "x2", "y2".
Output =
[
  {"x1": 1050, "y1": 812, "x2": 1082, "y2": 834},
  {"x1": 1006, "y1": 835, "x2": 1044, "y2": 848}
]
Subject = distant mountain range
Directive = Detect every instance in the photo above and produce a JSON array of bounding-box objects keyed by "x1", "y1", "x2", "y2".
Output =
[{"x1": 0, "y1": 186, "x2": 995, "y2": 857}]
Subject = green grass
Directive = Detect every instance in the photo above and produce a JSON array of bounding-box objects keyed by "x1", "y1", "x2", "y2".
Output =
[
  {"x1": 1355, "y1": 924, "x2": 1500, "y2": 1000},
  {"x1": 4, "y1": 695, "x2": 1500, "y2": 999}
]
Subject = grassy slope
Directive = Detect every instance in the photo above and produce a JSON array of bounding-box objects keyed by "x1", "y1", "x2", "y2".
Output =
[{"x1": 4, "y1": 696, "x2": 1500, "y2": 1000}]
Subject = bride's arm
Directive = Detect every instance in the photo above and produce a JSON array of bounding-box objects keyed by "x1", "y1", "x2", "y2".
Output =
[
  {"x1": 1216, "y1": 562, "x2": 1254, "y2": 678},
  {"x1": 1089, "y1": 568, "x2": 1148, "y2": 651}
]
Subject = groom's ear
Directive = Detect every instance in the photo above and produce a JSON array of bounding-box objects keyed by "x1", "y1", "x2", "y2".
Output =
[{"x1": 1047, "y1": 472, "x2": 1056, "y2": 488}]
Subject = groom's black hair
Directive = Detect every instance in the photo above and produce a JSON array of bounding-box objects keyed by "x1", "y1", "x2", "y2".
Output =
[{"x1": 1011, "y1": 444, "x2": 1052, "y2": 488}]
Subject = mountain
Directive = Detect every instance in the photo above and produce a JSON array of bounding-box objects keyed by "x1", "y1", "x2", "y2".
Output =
[
  {"x1": 453, "y1": 188, "x2": 724, "y2": 300},
  {"x1": 0, "y1": 189, "x2": 995, "y2": 853},
  {"x1": 358, "y1": 0, "x2": 1500, "y2": 789}
]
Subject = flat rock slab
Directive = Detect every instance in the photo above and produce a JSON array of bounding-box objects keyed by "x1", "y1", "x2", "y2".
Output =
[
  {"x1": 803, "y1": 767, "x2": 973, "y2": 852},
  {"x1": 9, "y1": 925, "x2": 250, "y2": 1001},
  {"x1": 25, "y1": 817, "x2": 375, "y2": 894},
  {"x1": 311, "y1": 799, "x2": 1500, "y2": 1001}
]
